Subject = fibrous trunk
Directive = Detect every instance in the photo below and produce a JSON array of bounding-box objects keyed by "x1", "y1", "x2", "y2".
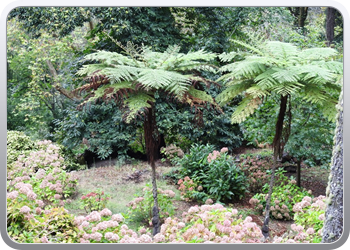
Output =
[
  {"x1": 143, "y1": 106, "x2": 161, "y2": 235},
  {"x1": 262, "y1": 94, "x2": 289, "y2": 239}
]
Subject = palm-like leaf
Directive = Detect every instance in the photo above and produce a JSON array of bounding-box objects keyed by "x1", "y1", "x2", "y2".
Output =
[{"x1": 217, "y1": 41, "x2": 343, "y2": 123}]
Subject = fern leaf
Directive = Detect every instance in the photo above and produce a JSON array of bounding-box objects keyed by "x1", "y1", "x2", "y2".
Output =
[
  {"x1": 216, "y1": 80, "x2": 253, "y2": 105},
  {"x1": 137, "y1": 68, "x2": 190, "y2": 96},
  {"x1": 299, "y1": 47, "x2": 338, "y2": 61},
  {"x1": 230, "y1": 96, "x2": 262, "y2": 123},
  {"x1": 124, "y1": 92, "x2": 155, "y2": 123}
]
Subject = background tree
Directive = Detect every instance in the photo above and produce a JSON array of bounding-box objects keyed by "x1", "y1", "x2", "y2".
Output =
[
  {"x1": 321, "y1": 86, "x2": 343, "y2": 243},
  {"x1": 216, "y1": 40, "x2": 342, "y2": 238},
  {"x1": 74, "y1": 43, "x2": 219, "y2": 235}
]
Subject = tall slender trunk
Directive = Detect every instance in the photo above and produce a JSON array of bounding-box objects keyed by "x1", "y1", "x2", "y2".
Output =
[
  {"x1": 326, "y1": 7, "x2": 336, "y2": 47},
  {"x1": 262, "y1": 95, "x2": 289, "y2": 239},
  {"x1": 143, "y1": 105, "x2": 161, "y2": 235},
  {"x1": 296, "y1": 159, "x2": 301, "y2": 187}
]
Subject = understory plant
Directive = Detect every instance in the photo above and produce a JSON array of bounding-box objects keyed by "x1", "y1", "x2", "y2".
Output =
[
  {"x1": 80, "y1": 190, "x2": 111, "y2": 213},
  {"x1": 249, "y1": 169, "x2": 312, "y2": 220},
  {"x1": 126, "y1": 183, "x2": 176, "y2": 225},
  {"x1": 274, "y1": 195, "x2": 326, "y2": 243},
  {"x1": 177, "y1": 144, "x2": 247, "y2": 203}
]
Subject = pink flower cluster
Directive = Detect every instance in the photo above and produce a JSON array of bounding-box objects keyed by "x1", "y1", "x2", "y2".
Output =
[{"x1": 207, "y1": 147, "x2": 228, "y2": 163}]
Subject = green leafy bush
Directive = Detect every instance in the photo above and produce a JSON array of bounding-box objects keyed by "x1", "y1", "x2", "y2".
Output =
[
  {"x1": 126, "y1": 183, "x2": 176, "y2": 224},
  {"x1": 249, "y1": 169, "x2": 312, "y2": 220},
  {"x1": 274, "y1": 195, "x2": 326, "y2": 243},
  {"x1": 177, "y1": 145, "x2": 247, "y2": 202},
  {"x1": 7, "y1": 130, "x2": 37, "y2": 170},
  {"x1": 177, "y1": 176, "x2": 209, "y2": 203}
]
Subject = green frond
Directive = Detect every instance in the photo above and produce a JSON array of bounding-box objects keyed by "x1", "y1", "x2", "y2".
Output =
[
  {"x1": 219, "y1": 51, "x2": 239, "y2": 62},
  {"x1": 137, "y1": 68, "x2": 190, "y2": 96},
  {"x1": 76, "y1": 64, "x2": 109, "y2": 77},
  {"x1": 185, "y1": 86, "x2": 216, "y2": 105},
  {"x1": 220, "y1": 60, "x2": 267, "y2": 79},
  {"x1": 231, "y1": 39, "x2": 265, "y2": 56},
  {"x1": 216, "y1": 80, "x2": 253, "y2": 106},
  {"x1": 298, "y1": 65, "x2": 334, "y2": 84},
  {"x1": 299, "y1": 47, "x2": 338, "y2": 61},
  {"x1": 300, "y1": 83, "x2": 330, "y2": 104},
  {"x1": 270, "y1": 81, "x2": 304, "y2": 96},
  {"x1": 82, "y1": 50, "x2": 137, "y2": 66},
  {"x1": 245, "y1": 86, "x2": 270, "y2": 98},
  {"x1": 124, "y1": 92, "x2": 155, "y2": 123},
  {"x1": 312, "y1": 61, "x2": 343, "y2": 75},
  {"x1": 271, "y1": 67, "x2": 301, "y2": 83},
  {"x1": 100, "y1": 66, "x2": 140, "y2": 83},
  {"x1": 254, "y1": 69, "x2": 279, "y2": 89},
  {"x1": 266, "y1": 41, "x2": 298, "y2": 62},
  {"x1": 82, "y1": 82, "x2": 134, "y2": 103},
  {"x1": 230, "y1": 96, "x2": 262, "y2": 123}
]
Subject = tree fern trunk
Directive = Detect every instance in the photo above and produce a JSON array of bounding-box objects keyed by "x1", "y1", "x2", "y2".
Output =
[
  {"x1": 144, "y1": 106, "x2": 161, "y2": 235},
  {"x1": 262, "y1": 95, "x2": 289, "y2": 239}
]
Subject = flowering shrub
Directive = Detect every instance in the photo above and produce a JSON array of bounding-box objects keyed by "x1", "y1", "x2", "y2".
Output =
[
  {"x1": 240, "y1": 155, "x2": 274, "y2": 193},
  {"x1": 7, "y1": 130, "x2": 37, "y2": 171},
  {"x1": 156, "y1": 203, "x2": 263, "y2": 243},
  {"x1": 273, "y1": 195, "x2": 326, "y2": 243},
  {"x1": 249, "y1": 170, "x2": 311, "y2": 220},
  {"x1": 177, "y1": 144, "x2": 247, "y2": 203},
  {"x1": 7, "y1": 140, "x2": 78, "y2": 241},
  {"x1": 204, "y1": 150, "x2": 247, "y2": 202},
  {"x1": 126, "y1": 183, "x2": 176, "y2": 224},
  {"x1": 80, "y1": 189, "x2": 111, "y2": 213},
  {"x1": 177, "y1": 176, "x2": 209, "y2": 203}
]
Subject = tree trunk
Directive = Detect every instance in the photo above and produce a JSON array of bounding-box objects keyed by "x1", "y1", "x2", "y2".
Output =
[
  {"x1": 326, "y1": 7, "x2": 336, "y2": 47},
  {"x1": 143, "y1": 106, "x2": 161, "y2": 236},
  {"x1": 322, "y1": 90, "x2": 343, "y2": 243},
  {"x1": 296, "y1": 159, "x2": 301, "y2": 187},
  {"x1": 262, "y1": 95, "x2": 289, "y2": 239}
]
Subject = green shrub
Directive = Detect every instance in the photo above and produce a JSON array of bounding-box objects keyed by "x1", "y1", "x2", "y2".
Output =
[
  {"x1": 7, "y1": 130, "x2": 37, "y2": 170},
  {"x1": 177, "y1": 144, "x2": 247, "y2": 203},
  {"x1": 249, "y1": 169, "x2": 312, "y2": 220},
  {"x1": 126, "y1": 183, "x2": 176, "y2": 225}
]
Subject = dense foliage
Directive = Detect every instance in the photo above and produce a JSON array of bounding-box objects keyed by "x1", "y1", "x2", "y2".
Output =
[{"x1": 6, "y1": 6, "x2": 343, "y2": 244}]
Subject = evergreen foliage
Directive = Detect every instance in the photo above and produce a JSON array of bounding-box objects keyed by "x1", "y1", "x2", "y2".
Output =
[{"x1": 216, "y1": 40, "x2": 343, "y2": 124}]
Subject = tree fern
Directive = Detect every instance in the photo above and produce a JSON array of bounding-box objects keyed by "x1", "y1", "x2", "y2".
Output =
[
  {"x1": 74, "y1": 44, "x2": 219, "y2": 236},
  {"x1": 217, "y1": 40, "x2": 343, "y2": 123}
]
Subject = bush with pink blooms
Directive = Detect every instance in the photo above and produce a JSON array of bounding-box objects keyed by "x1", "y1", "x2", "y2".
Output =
[
  {"x1": 249, "y1": 168, "x2": 311, "y2": 220},
  {"x1": 80, "y1": 189, "x2": 111, "y2": 213},
  {"x1": 272, "y1": 195, "x2": 326, "y2": 243},
  {"x1": 7, "y1": 140, "x2": 78, "y2": 242},
  {"x1": 126, "y1": 183, "x2": 176, "y2": 224},
  {"x1": 176, "y1": 144, "x2": 247, "y2": 203}
]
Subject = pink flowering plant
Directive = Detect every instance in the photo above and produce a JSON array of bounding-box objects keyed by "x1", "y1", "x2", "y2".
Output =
[
  {"x1": 177, "y1": 176, "x2": 209, "y2": 203},
  {"x1": 80, "y1": 189, "x2": 111, "y2": 213},
  {"x1": 156, "y1": 203, "x2": 263, "y2": 243},
  {"x1": 126, "y1": 183, "x2": 176, "y2": 224},
  {"x1": 249, "y1": 169, "x2": 312, "y2": 220},
  {"x1": 240, "y1": 155, "x2": 274, "y2": 193}
]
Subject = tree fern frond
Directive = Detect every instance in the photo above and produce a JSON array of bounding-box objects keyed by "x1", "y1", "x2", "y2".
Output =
[
  {"x1": 222, "y1": 60, "x2": 267, "y2": 79},
  {"x1": 245, "y1": 86, "x2": 270, "y2": 98},
  {"x1": 254, "y1": 69, "x2": 279, "y2": 89},
  {"x1": 100, "y1": 66, "x2": 140, "y2": 83},
  {"x1": 219, "y1": 51, "x2": 239, "y2": 62},
  {"x1": 300, "y1": 83, "x2": 330, "y2": 104},
  {"x1": 297, "y1": 65, "x2": 335, "y2": 84},
  {"x1": 123, "y1": 92, "x2": 155, "y2": 123},
  {"x1": 271, "y1": 67, "x2": 301, "y2": 83},
  {"x1": 76, "y1": 64, "x2": 109, "y2": 77},
  {"x1": 312, "y1": 61, "x2": 343, "y2": 75},
  {"x1": 231, "y1": 39, "x2": 265, "y2": 56},
  {"x1": 299, "y1": 47, "x2": 338, "y2": 61},
  {"x1": 230, "y1": 95, "x2": 262, "y2": 123},
  {"x1": 82, "y1": 50, "x2": 137, "y2": 66},
  {"x1": 137, "y1": 68, "x2": 190, "y2": 96},
  {"x1": 270, "y1": 82, "x2": 304, "y2": 96},
  {"x1": 266, "y1": 41, "x2": 298, "y2": 63},
  {"x1": 216, "y1": 80, "x2": 253, "y2": 106}
]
